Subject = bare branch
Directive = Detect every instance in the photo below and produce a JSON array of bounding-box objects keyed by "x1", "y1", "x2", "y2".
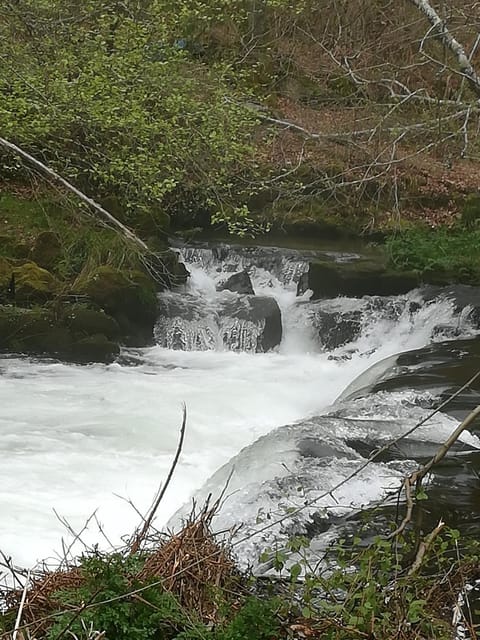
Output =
[
  {"x1": 0, "y1": 136, "x2": 149, "y2": 252},
  {"x1": 408, "y1": 0, "x2": 480, "y2": 98}
]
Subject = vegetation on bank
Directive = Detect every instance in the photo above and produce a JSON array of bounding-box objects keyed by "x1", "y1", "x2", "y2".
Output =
[
  {"x1": 2, "y1": 0, "x2": 480, "y2": 235},
  {"x1": 1, "y1": 510, "x2": 478, "y2": 640}
]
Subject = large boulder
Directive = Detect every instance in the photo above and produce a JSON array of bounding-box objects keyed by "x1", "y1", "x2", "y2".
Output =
[
  {"x1": 76, "y1": 266, "x2": 158, "y2": 343},
  {"x1": 220, "y1": 295, "x2": 282, "y2": 352},
  {"x1": 64, "y1": 305, "x2": 120, "y2": 341},
  {"x1": 303, "y1": 259, "x2": 420, "y2": 299},
  {"x1": 218, "y1": 271, "x2": 255, "y2": 295},
  {"x1": 0, "y1": 304, "x2": 120, "y2": 363},
  {"x1": 154, "y1": 293, "x2": 282, "y2": 352}
]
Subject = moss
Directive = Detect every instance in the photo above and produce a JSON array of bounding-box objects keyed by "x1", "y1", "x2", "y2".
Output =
[
  {"x1": 30, "y1": 231, "x2": 62, "y2": 269},
  {"x1": 13, "y1": 261, "x2": 61, "y2": 303},
  {"x1": 0, "y1": 304, "x2": 121, "y2": 362},
  {"x1": 76, "y1": 266, "x2": 158, "y2": 326},
  {"x1": 305, "y1": 259, "x2": 420, "y2": 298},
  {"x1": 70, "y1": 334, "x2": 120, "y2": 363},
  {"x1": 0, "y1": 257, "x2": 13, "y2": 290},
  {"x1": 64, "y1": 305, "x2": 120, "y2": 341},
  {"x1": 461, "y1": 193, "x2": 480, "y2": 230}
]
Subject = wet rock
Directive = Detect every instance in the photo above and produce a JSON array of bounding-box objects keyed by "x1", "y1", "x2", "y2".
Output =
[
  {"x1": 313, "y1": 309, "x2": 362, "y2": 350},
  {"x1": 30, "y1": 231, "x2": 62, "y2": 269},
  {"x1": 422, "y1": 284, "x2": 480, "y2": 328},
  {"x1": 305, "y1": 259, "x2": 420, "y2": 298},
  {"x1": 220, "y1": 295, "x2": 282, "y2": 352},
  {"x1": 155, "y1": 293, "x2": 282, "y2": 352},
  {"x1": 64, "y1": 306, "x2": 120, "y2": 341},
  {"x1": 13, "y1": 261, "x2": 60, "y2": 303},
  {"x1": 70, "y1": 334, "x2": 120, "y2": 363},
  {"x1": 76, "y1": 266, "x2": 158, "y2": 343},
  {"x1": 218, "y1": 270, "x2": 254, "y2": 295}
]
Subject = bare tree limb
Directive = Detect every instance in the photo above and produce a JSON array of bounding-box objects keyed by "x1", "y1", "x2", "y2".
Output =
[
  {"x1": 408, "y1": 0, "x2": 480, "y2": 98},
  {"x1": 0, "y1": 136, "x2": 149, "y2": 252}
]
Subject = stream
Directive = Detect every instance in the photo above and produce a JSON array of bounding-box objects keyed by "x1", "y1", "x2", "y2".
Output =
[{"x1": 1, "y1": 242, "x2": 480, "y2": 572}]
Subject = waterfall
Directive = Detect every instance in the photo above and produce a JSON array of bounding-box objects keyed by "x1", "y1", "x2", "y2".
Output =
[{"x1": 0, "y1": 241, "x2": 479, "y2": 570}]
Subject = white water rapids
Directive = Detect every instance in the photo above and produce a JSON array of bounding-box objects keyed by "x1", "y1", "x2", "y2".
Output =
[{"x1": 0, "y1": 244, "x2": 478, "y2": 570}]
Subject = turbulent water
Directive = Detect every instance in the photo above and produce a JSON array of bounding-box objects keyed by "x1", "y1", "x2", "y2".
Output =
[{"x1": 1, "y1": 243, "x2": 479, "y2": 570}]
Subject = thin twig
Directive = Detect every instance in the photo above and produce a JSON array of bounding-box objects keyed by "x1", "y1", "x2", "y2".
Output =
[
  {"x1": 130, "y1": 405, "x2": 187, "y2": 554},
  {"x1": 12, "y1": 570, "x2": 29, "y2": 640}
]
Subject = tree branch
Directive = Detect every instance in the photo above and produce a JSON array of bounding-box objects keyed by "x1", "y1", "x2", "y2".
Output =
[
  {"x1": 0, "y1": 136, "x2": 149, "y2": 252},
  {"x1": 408, "y1": 0, "x2": 480, "y2": 98}
]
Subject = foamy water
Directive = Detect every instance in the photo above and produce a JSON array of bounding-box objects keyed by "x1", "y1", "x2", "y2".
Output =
[{"x1": 0, "y1": 244, "x2": 477, "y2": 569}]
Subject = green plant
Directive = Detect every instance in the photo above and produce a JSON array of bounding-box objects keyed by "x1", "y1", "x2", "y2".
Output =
[{"x1": 385, "y1": 226, "x2": 480, "y2": 284}]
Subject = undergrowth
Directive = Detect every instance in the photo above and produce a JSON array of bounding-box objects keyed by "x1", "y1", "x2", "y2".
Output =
[
  {"x1": 386, "y1": 226, "x2": 480, "y2": 284},
  {"x1": 0, "y1": 192, "x2": 148, "y2": 280},
  {"x1": 1, "y1": 517, "x2": 478, "y2": 640}
]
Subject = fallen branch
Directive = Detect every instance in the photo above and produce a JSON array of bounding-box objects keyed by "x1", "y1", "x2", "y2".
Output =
[
  {"x1": 0, "y1": 136, "x2": 149, "y2": 252},
  {"x1": 408, "y1": 0, "x2": 480, "y2": 98},
  {"x1": 390, "y1": 403, "x2": 480, "y2": 539}
]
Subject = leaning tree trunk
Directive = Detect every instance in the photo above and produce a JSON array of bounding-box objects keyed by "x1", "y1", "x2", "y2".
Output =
[
  {"x1": 0, "y1": 136, "x2": 149, "y2": 252},
  {"x1": 407, "y1": 0, "x2": 480, "y2": 98}
]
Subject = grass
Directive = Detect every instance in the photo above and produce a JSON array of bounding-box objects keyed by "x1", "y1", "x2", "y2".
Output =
[
  {"x1": 385, "y1": 226, "x2": 480, "y2": 284},
  {"x1": 0, "y1": 191, "x2": 148, "y2": 281}
]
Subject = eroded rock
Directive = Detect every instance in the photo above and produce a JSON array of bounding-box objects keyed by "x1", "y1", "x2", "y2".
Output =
[{"x1": 218, "y1": 271, "x2": 254, "y2": 295}]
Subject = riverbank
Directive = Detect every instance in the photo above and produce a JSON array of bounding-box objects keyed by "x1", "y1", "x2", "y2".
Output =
[
  {"x1": 2, "y1": 186, "x2": 480, "y2": 362},
  {"x1": 1, "y1": 505, "x2": 478, "y2": 640},
  {"x1": 0, "y1": 188, "x2": 190, "y2": 361}
]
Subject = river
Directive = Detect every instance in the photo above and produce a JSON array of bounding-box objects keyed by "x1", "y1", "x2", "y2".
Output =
[{"x1": 1, "y1": 242, "x2": 479, "y2": 571}]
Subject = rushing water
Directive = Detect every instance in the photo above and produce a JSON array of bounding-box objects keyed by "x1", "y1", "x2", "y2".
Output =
[{"x1": 1, "y1": 243, "x2": 479, "y2": 570}]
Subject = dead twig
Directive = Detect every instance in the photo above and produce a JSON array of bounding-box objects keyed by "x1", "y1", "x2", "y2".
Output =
[{"x1": 130, "y1": 404, "x2": 187, "y2": 555}]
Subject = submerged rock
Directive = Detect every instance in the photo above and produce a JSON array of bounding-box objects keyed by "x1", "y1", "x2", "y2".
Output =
[{"x1": 218, "y1": 270, "x2": 255, "y2": 295}]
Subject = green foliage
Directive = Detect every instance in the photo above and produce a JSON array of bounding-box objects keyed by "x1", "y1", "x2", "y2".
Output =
[
  {"x1": 0, "y1": 192, "x2": 147, "y2": 281},
  {"x1": 461, "y1": 194, "x2": 480, "y2": 230},
  {"x1": 385, "y1": 226, "x2": 480, "y2": 284},
  {"x1": 0, "y1": 1, "x2": 264, "y2": 229},
  {"x1": 0, "y1": 550, "x2": 281, "y2": 640},
  {"x1": 262, "y1": 526, "x2": 478, "y2": 640}
]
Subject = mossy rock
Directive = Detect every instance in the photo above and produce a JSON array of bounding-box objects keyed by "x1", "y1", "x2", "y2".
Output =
[
  {"x1": 13, "y1": 261, "x2": 61, "y2": 303},
  {"x1": 76, "y1": 266, "x2": 158, "y2": 326},
  {"x1": 0, "y1": 306, "x2": 69, "y2": 353},
  {"x1": 64, "y1": 305, "x2": 120, "y2": 340},
  {"x1": 70, "y1": 334, "x2": 120, "y2": 363},
  {"x1": 0, "y1": 304, "x2": 121, "y2": 362},
  {"x1": 305, "y1": 259, "x2": 420, "y2": 299},
  {"x1": 0, "y1": 257, "x2": 13, "y2": 291},
  {"x1": 30, "y1": 231, "x2": 62, "y2": 269}
]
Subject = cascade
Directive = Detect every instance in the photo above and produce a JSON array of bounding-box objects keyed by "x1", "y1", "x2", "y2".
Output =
[{"x1": 0, "y1": 242, "x2": 479, "y2": 570}]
